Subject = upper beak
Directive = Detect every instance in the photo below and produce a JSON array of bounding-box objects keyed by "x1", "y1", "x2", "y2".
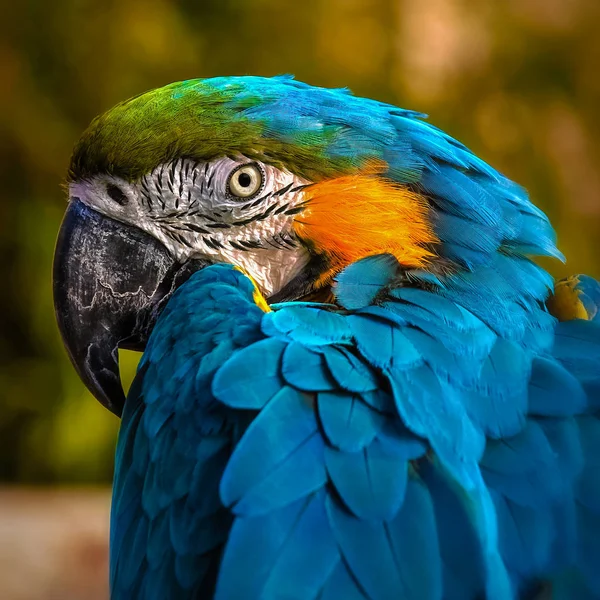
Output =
[{"x1": 53, "y1": 198, "x2": 207, "y2": 416}]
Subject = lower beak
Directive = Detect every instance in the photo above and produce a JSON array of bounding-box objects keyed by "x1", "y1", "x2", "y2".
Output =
[{"x1": 53, "y1": 198, "x2": 207, "y2": 416}]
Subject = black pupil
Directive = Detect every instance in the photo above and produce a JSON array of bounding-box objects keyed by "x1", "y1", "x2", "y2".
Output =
[
  {"x1": 238, "y1": 172, "x2": 252, "y2": 188},
  {"x1": 106, "y1": 184, "x2": 128, "y2": 205}
]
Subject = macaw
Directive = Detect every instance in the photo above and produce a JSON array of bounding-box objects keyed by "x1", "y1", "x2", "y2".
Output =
[{"x1": 52, "y1": 76, "x2": 600, "y2": 600}]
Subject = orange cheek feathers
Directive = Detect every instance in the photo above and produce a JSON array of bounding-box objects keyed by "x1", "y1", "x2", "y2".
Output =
[{"x1": 293, "y1": 172, "x2": 438, "y2": 282}]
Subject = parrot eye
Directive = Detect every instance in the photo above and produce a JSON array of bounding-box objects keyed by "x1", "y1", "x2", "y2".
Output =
[{"x1": 227, "y1": 163, "x2": 264, "y2": 199}]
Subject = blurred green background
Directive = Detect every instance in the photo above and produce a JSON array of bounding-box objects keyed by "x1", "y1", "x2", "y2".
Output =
[{"x1": 1, "y1": 0, "x2": 600, "y2": 485}]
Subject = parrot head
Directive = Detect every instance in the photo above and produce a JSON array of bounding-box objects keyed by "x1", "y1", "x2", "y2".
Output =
[{"x1": 53, "y1": 76, "x2": 560, "y2": 415}]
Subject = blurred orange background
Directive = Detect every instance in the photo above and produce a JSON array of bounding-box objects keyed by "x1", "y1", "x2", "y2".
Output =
[{"x1": 1, "y1": 0, "x2": 599, "y2": 597}]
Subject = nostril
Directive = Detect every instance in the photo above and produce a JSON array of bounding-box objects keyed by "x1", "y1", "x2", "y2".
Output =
[{"x1": 106, "y1": 184, "x2": 128, "y2": 206}]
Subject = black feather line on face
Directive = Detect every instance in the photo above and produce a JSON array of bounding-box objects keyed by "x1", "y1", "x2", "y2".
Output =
[
  {"x1": 237, "y1": 239, "x2": 259, "y2": 250},
  {"x1": 288, "y1": 184, "x2": 312, "y2": 194},
  {"x1": 265, "y1": 237, "x2": 281, "y2": 249},
  {"x1": 236, "y1": 192, "x2": 272, "y2": 211},
  {"x1": 273, "y1": 182, "x2": 293, "y2": 197},
  {"x1": 165, "y1": 224, "x2": 190, "y2": 232},
  {"x1": 231, "y1": 202, "x2": 279, "y2": 227},
  {"x1": 206, "y1": 223, "x2": 232, "y2": 229},
  {"x1": 229, "y1": 240, "x2": 246, "y2": 251},
  {"x1": 141, "y1": 179, "x2": 153, "y2": 210},
  {"x1": 239, "y1": 192, "x2": 272, "y2": 211},
  {"x1": 243, "y1": 239, "x2": 264, "y2": 249},
  {"x1": 273, "y1": 203, "x2": 290, "y2": 215},
  {"x1": 204, "y1": 237, "x2": 221, "y2": 250},
  {"x1": 168, "y1": 160, "x2": 176, "y2": 191},
  {"x1": 174, "y1": 233, "x2": 192, "y2": 247},
  {"x1": 280, "y1": 232, "x2": 298, "y2": 248},
  {"x1": 185, "y1": 223, "x2": 210, "y2": 234},
  {"x1": 284, "y1": 206, "x2": 305, "y2": 216},
  {"x1": 206, "y1": 168, "x2": 216, "y2": 191},
  {"x1": 158, "y1": 165, "x2": 166, "y2": 201}
]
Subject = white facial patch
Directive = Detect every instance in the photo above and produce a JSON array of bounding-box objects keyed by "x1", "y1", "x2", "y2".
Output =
[{"x1": 70, "y1": 157, "x2": 312, "y2": 297}]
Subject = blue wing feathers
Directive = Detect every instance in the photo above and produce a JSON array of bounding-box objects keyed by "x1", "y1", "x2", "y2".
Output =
[
  {"x1": 256, "y1": 491, "x2": 339, "y2": 600},
  {"x1": 317, "y1": 559, "x2": 369, "y2": 600},
  {"x1": 318, "y1": 390, "x2": 385, "y2": 452},
  {"x1": 214, "y1": 496, "x2": 311, "y2": 600},
  {"x1": 262, "y1": 305, "x2": 353, "y2": 345},
  {"x1": 174, "y1": 552, "x2": 213, "y2": 591},
  {"x1": 219, "y1": 385, "x2": 325, "y2": 516},
  {"x1": 326, "y1": 474, "x2": 442, "y2": 600},
  {"x1": 388, "y1": 365, "x2": 485, "y2": 488},
  {"x1": 324, "y1": 440, "x2": 408, "y2": 520},
  {"x1": 419, "y1": 459, "x2": 486, "y2": 600},
  {"x1": 321, "y1": 347, "x2": 380, "y2": 392},
  {"x1": 360, "y1": 388, "x2": 396, "y2": 414},
  {"x1": 114, "y1": 513, "x2": 149, "y2": 592},
  {"x1": 112, "y1": 263, "x2": 600, "y2": 599},
  {"x1": 493, "y1": 491, "x2": 554, "y2": 580},
  {"x1": 211, "y1": 337, "x2": 286, "y2": 410},
  {"x1": 215, "y1": 491, "x2": 340, "y2": 600},
  {"x1": 576, "y1": 417, "x2": 600, "y2": 512},
  {"x1": 168, "y1": 499, "x2": 231, "y2": 556},
  {"x1": 528, "y1": 356, "x2": 588, "y2": 416},
  {"x1": 281, "y1": 342, "x2": 338, "y2": 390},
  {"x1": 347, "y1": 313, "x2": 422, "y2": 370},
  {"x1": 231, "y1": 432, "x2": 326, "y2": 517},
  {"x1": 334, "y1": 253, "x2": 399, "y2": 310}
]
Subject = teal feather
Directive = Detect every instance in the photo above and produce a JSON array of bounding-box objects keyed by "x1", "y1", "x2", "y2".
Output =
[
  {"x1": 528, "y1": 356, "x2": 588, "y2": 416},
  {"x1": 318, "y1": 390, "x2": 385, "y2": 451},
  {"x1": 281, "y1": 342, "x2": 337, "y2": 390},
  {"x1": 420, "y1": 164, "x2": 502, "y2": 227},
  {"x1": 493, "y1": 491, "x2": 554, "y2": 579},
  {"x1": 326, "y1": 475, "x2": 442, "y2": 600},
  {"x1": 576, "y1": 417, "x2": 600, "y2": 512},
  {"x1": 481, "y1": 420, "x2": 568, "y2": 506},
  {"x1": 360, "y1": 388, "x2": 396, "y2": 414},
  {"x1": 347, "y1": 313, "x2": 422, "y2": 370},
  {"x1": 317, "y1": 560, "x2": 368, "y2": 600},
  {"x1": 219, "y1": 385, "x2": 324, "y2": 516},
  {"x1": 388, "y1": 364, "x2": 485, "y2": 487},
  {"x1": 553, "y1": 570, "x2": 600, "y2": 600},
  {"x1": 211, "y1": 338, "x2": 286, "y2": 409},
  {"x1": 321, "y1": 347, "x2": 379, "y2": 392},
  {"x1": 214, "y1": 495, "x2": 327, "y2": 600},
  {"x1": 216, "y1": 491, "x2": 339, "y2": 600},
  {"x1": 262, "y1": 305, "x2": 352, "y2": 345},
  {"x1": 419, "y1": 459, "x2": 486, "y2": 600},
  {"x1": 324, "y1": 439, "x2": 408, "y2": 520},
  {"x1": 333, "y1": 253, "x2": 399, "y2": 310},
  {"x1": 254, "y1": 491, "x2": 339, "y2": 600},
  {"x1": 462, "y1": 339, "x2": 529, "y2": 439}
]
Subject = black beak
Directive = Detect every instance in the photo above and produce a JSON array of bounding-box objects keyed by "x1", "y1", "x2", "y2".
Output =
[{"x1": 53, "y1": 198, "x2": 208, "y2": 416}]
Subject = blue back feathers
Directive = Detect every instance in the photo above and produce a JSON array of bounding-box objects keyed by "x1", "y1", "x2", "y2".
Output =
[{"x1": 111, "y1": 261, "x2": 600, "y2": 600}]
